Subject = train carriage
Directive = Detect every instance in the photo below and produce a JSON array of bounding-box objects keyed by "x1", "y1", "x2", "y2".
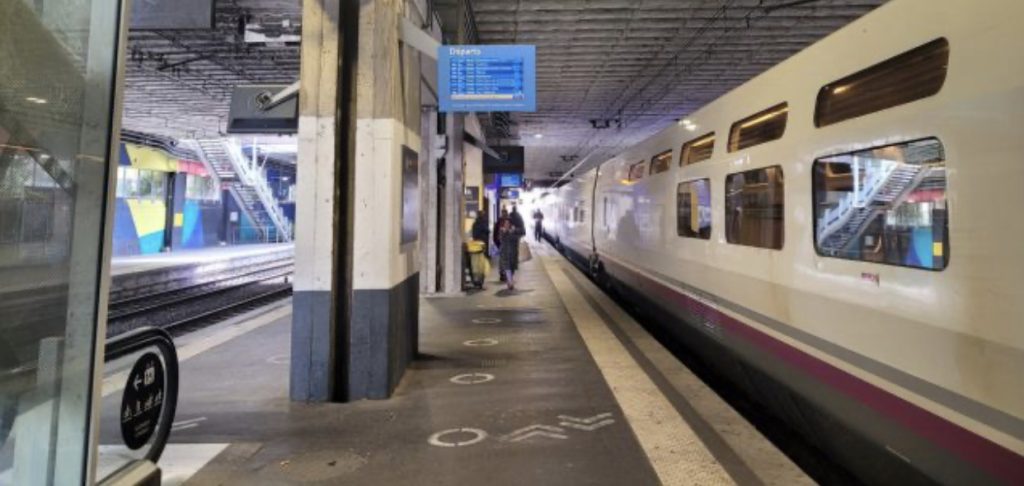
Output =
[{"x1": 546, "y1": 0, "x2": 1024, "y2": 483}]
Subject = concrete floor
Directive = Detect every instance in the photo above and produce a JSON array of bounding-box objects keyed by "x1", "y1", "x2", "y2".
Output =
[{"x1": 97, "y1": 244, "x2": 809, "y2": 485}]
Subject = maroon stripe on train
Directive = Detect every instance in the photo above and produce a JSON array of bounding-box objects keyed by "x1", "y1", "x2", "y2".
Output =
[{"x1": 601, "y1": 258, "x2": 1024, "y2": 484}]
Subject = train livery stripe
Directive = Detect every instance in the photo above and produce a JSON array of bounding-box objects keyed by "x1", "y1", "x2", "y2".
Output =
[{"x1": 599, "y1": 256, "x2": 1024, "y2": 484}]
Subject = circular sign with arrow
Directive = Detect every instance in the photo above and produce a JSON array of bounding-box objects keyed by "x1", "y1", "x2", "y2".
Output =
[{"x1": 120, "y1": 352, "x2": 165, "y2": 450}]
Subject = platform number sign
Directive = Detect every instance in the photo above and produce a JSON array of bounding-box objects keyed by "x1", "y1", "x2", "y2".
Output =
[{"x1": 120, "y1": 352, "x2": 165, "y2": 450}]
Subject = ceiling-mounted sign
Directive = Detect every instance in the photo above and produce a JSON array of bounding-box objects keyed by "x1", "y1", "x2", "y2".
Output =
[
  {"x1": 439, "y1": 45, "x2": 537, "y2": 113},
  {"x1": 497, "y1": 173, "x2": 522, "y2": 188}
]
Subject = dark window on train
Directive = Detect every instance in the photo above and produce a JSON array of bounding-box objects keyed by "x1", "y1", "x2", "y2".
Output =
[
  {"x1": 650, "y1": 150, "x2": 673, "y2": 175},
  {"x1": 815, "y1": 38, "x2": 949, "y2": 127},
  {"x1": 725, "y1": 166, "x2": 784, "y2": 249},
  {"x1": 681, "y1": 132, "x2": 714, "y2": 166},
  {"x1": 813, "y1": 138, "x2": 948, "y2": 270},
  {"x1": 728, "y1": 103, "x2": 788, "y2": 152},
  {"x1": 677, "y1": 179, "x2": 711, "y2": 239},
  {"x1": 628, "y1": 161, "x2": 646, "y2": 181}
]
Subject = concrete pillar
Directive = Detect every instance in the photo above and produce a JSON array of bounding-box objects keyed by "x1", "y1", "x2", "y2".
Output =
[
  {"x1": 346, "y1": 0, "x2": 425, "y2": 400},
  {"x1": 293, "y1": 0, "x2": 430, "y2": 401},
  {"x1": 291, "y1": 0, "x2": 355, "y2": 402}
]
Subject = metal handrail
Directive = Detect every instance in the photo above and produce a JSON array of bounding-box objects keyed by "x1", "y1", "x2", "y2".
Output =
[{"x1": 104, "y1": 327, "x2": 179, "y2": 464}]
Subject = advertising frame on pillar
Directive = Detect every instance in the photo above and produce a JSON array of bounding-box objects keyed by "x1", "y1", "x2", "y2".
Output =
[
  {"x1": 438, "y1": 45, "x2": 537, "y2": 113},
  {"x1": 400, "y1": 146, "x2": 419, "y2": 245}
]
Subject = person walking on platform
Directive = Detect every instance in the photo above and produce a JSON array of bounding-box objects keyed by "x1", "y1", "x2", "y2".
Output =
[
  {"x1": 471, "y1": 212, "x2": 490, "y2": 255},
  {"x1": 533, "y1": 209, "x2": 544, "y2": 242},
  {"x1": 497, "y1": 216, "x2": 525, "y2": 290},
  {"x1": 493, "y1": 208, "x2": 509, "y2": 281},
  {"x1": 510, "y1": 205, "x2": 526, "y2": 234}
]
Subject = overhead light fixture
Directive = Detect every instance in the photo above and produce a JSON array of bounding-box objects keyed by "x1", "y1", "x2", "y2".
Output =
[
  {"x1": 25, "y1": 97, "x2": 47, "y2": 104},
  {"x1": 685, "y1": 124, "x2": 697, "y2": 132},
  {"x1": 533, "y1": 133, "x2": 543, "y2": 139}
]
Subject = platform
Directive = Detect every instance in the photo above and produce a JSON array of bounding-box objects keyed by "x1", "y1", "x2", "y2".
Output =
[
  {"x1": 94, "y1": 243, "x2": 810, "y2": 485},
  {"x1": 109, "y1": 244, "x2": 294, "y2": 276}
]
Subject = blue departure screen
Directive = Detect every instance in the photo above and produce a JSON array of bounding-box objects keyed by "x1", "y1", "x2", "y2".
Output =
[
  {"x1": 498, "y1": 173, "x2": 522, "y2": 187},
  {"x1": 439, "y1": 45, "x2": 537, "y2": 113}
]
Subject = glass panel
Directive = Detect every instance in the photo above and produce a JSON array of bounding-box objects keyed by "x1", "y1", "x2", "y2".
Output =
[
  {"x1": 0, "y1": 0, "x2": 123, "y2": 483},
  {"x1": 681, "y1": 132, "x2": 714, "y2": 166},
  {"x1": 726, "y1": 166, "x2": 784, "y2": 249},
  {"x1": 677, "y1": 179, "x2": 711, "y2": 239},
  {"x1": 650, "y1": 150, "x2": 672, "y2": 175},
  {"x1": 813, "y1": 138, "x2": 948, "y2": 270},
  {"x1": 728, "y1": 103, "x2": 788, "y2": 152},
  {"x1": 816, "y1": 39, "x2": 949, "y2": 127}
]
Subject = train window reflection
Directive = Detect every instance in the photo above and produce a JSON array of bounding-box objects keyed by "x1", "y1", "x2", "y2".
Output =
[
  {"x1": 650, "y1": 150, "x2": 672, "y2": 175},
  {"x1": 725, "y1": 166, "x2": 784, "y2": 249},
  {"x1": 816, "y1": 38, "x2": 949, "y2": 127},
  {"x1": 681, "y1": 132, "x2": 714, "y2": 166},
  {"x1": 729, "y1": 103, "x2": 788, "y2": 152},
  {"x1": 813, "y1": 138, "x2": 948, "y2": 270},
  {"x1": 677, "y1": 179, "x2": 711, "y2": 239},
  {"x1": 628, "y1": 161, "x2": 646, "y2": 181}
]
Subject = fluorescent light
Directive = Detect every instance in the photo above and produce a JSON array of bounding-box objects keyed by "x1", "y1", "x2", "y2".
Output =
[
  {"x1": 682, "y1": 119, "x2": 693, "y2": 125},
  {"x1": 685, "y1": 124, "x2": 697, "y2": 132},
  {"x1": 533, "y1": 133, "x2": 543, "y2": 139}
]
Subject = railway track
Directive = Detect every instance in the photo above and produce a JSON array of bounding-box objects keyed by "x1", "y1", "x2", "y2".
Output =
[{"x1": 107, "y1": 259, "x2": 294, "y2": 336}]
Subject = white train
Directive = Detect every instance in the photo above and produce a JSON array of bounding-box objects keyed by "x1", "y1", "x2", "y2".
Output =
[{"x1": 539, "y1": 0, "x2": 1024, "y2": 483}]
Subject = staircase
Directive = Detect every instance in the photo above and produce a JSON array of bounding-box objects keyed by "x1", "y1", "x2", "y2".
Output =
[
  {"x1": 819, "y1": 164, "x2": 924, "y2": 253},
  {"x1": 191, "y1": 139, "x2": 293, "y2": 243}
]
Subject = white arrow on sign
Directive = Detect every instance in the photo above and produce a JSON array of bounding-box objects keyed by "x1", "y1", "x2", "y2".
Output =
[
  {"x1": 500, "y1": 424, "x2": 567, "y2": 442},
  {"x1": 558, "y1": 413, "x2": 615, "y2": 431}
]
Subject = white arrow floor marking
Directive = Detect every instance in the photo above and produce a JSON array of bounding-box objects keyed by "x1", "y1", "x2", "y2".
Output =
[
  {"x1": 500, "y1": 424, "x2": 568, "y2": 442},
  {"x1": 558, "y1": 412, "x2": 613, "y2": 424},
  {"x1": 560, "y1": 419, "x2": 615, "y2": 431}
]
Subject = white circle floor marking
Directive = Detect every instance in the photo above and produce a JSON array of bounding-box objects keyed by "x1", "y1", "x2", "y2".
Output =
[
  {"x1": 463, "y1": 338, "x2": 499, "y2": 347},
  {"x1": 450, "y1": 373, "x2": 495, "y2": 385},
  {"x1": 428, "y1": 428, "x2": 488, "y2": 447},
  {"x1": 472, "y1": 317, "x2": 502, "y2": 324},
  {"x1": 267, "y1": 354, "x2": 289, "y2": 364}
]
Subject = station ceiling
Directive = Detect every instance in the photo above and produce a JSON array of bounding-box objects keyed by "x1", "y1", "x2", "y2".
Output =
[
  {"x1": 121, "y1": 0, "x2": 886, "y2": 177},
  {"x1": 122, "y1": 0, "x2": 300, "y2": 139},
  {"x1": 471, "y1": 0, "x2": 888, "y2": 180}
]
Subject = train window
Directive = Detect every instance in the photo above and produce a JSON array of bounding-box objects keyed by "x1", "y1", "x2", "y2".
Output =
[
  {"x1": 650, "y1": 150, "x2": 673, "y2": 175},
  {"x1": 628, "y1": 161, "x2": 646, "y2": 181},
  {"x1": 677, "y1": 179, "x2": 711, "y2": 239},
  {"x1": 815, "y1": 38, "x2": 949, "y2": 127},
  {"x1": 728, "y1": 103, "x2": 788, "y2": 152},
  {"x1": 681, "y1": 132, "x2": 715, "y2": 166},
  {"x1": 813, "y1": 138, "x2": 948, "y2": 270},
  {"x1": 725, "y1": 166, "x2": 784, "y2": 249}
]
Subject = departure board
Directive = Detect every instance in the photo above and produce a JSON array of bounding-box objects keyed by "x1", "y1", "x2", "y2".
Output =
[{"x1": 439, "y1": 45, "x2": 537, "y2": 112}]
